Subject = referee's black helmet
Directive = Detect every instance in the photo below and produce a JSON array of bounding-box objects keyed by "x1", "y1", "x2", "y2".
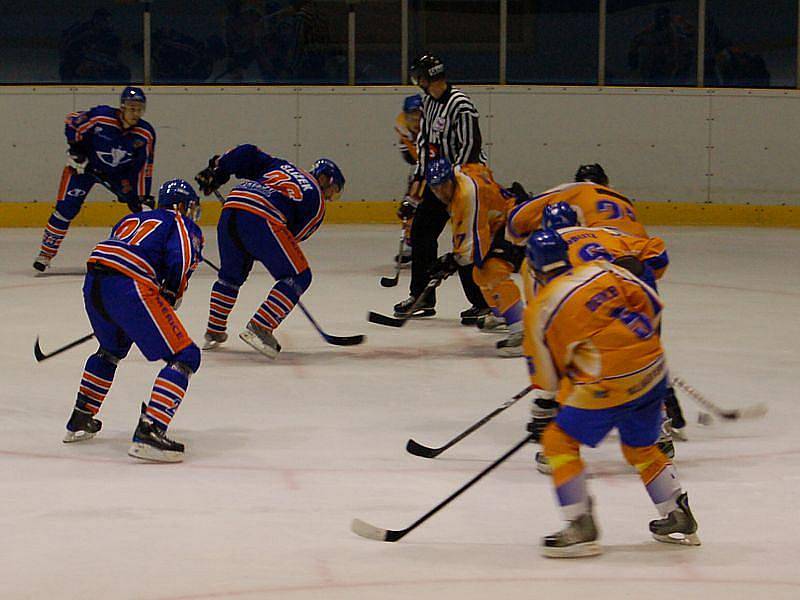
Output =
[{"x1": 410, "y1": 54, "x2": 446, "y2": 85}]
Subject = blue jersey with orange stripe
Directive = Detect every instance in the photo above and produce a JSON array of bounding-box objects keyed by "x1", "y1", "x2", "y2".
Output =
[
  {"x1": 216, "y1": 144, "x2": 325, "y2": 242},
  {"x1": 65, "y1": 105, "x2": 156, "y2": 197},
  {"x1": 87, "y1": 209, "x2": 203, "y2": 301}
]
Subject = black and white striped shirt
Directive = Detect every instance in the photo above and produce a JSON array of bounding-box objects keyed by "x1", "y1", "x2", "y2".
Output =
[{"x1": 413, "y1": 85, "x2": 487, "y2": 180}]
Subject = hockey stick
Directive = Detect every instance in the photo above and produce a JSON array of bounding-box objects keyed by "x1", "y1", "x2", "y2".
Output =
[
  {"x1": 368, "y1": 276, "x2": 442, "y2": 327},
  {"x1": 34, "y1": 333, "x2": 95, "y2": 362},
  {"x1": 671, "y1": 375, "x2": 767, "y2": 420},
  {"x1": 352, "y1": 433, "x2": 534, "y2": 542},
  {"x1": 202, "y1": 258, "x2": 365, "y2": 346},
  {"x1": 379, "y1": 219, "x2": 408, "y2": 288},
  {"x1": 406, "y1": 385, "x2": 534, "y2": 458}
]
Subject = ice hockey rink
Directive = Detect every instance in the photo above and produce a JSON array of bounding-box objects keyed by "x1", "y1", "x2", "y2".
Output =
[{"x1": 1, "y1": 224, "x2": 798, "y2": 600}]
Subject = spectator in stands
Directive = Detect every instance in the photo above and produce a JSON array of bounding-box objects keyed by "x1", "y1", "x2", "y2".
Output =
[
  {"x1": 627, "y1": 7, "x2": 694, "y2": 86},
  {"x1": 59, "y1": 8, "x2": 131, "y2": 83}
]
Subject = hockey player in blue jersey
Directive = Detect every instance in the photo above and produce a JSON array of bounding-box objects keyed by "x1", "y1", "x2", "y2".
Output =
[
  {"x1": 34, "y1": 87, "x2": 157, "y2": 272},
  {"x1": 195, "y1": 144, "x2": 344, "y2": 358},
  {"x1": 62, "y1": 179, "x2": 203, "y2": 463}
]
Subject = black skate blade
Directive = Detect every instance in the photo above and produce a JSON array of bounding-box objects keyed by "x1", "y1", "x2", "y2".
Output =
[
  {"x1": 380, "y1": 276, "x2": 399, "y2": 288},
  {"x1": 367, "y1": 311, "x2": 407, "y2": 327}
]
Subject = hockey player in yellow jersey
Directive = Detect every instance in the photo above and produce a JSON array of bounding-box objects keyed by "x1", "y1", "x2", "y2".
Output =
[
  {"x1": 537, "y1": 201, "x2": 687, "y2": 440},
  {"x1": 523, "y1": 229, "x2": 699, "y2": 557},
  {"x1": 424, "y1": 158, "x2": 525, "y2": 356},
  {"x1": 526, "y1": 201, "x2": 669, "y2": 300},
  {"x1": 506, "y1": 163, "x2": 648, "y2": 246},
  {"x1": 394, "y1": 95, "x2": 423, "y2": 265}
]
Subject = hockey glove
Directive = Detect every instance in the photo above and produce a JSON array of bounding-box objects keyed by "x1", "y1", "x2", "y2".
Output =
[
  {"x1": 427, "y1": 252, "x2": 459, "y2": 281},
  {"x1": 195, "y1": 155, "x2": 229, "y2": 196},
  {"x1": 66, "y1": 147, "x2": 88, "y2": 174},
  {"x1": 397, "y1": 197, "x2": 417, "y2": 220},
  {"x1": 140, "y1": 194, "x2": 155, "y2": 210},
  {"x1": 526, "y1": 394, "x2": 559, "y2": 443},
  {"x1": 509, "y1": 181, "x2": 531, "y2": 206},
  {"x1": 612, "y1": 255, "x2": 644, "y2": 277}
]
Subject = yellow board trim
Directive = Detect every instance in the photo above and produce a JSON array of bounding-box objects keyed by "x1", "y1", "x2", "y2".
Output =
[{"x1": 1, "y1": 200, "x2": 798, "y2": 228}]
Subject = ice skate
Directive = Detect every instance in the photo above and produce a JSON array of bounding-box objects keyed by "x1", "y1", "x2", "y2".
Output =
[
  {"x1": 460, "y1": 305, "x2": 490, "y2": 325},
  {"x1": 393, "y1": 296, "x2": 435, "y2": 319},
  {"x1": 33, "y1": 253, "x2": 52, "y2": 273},
  {"x1": 650, "y1": 492, "x2": 701, "y2": 546},
  {"x1": 63, "y1": 406, "x2": 102, "y2": 443},
  {"x1": 535, "y1": 451, "x2": 552, "y2": 474},
  {"x1": 128, "y1": 417, "x2": 184, "y2": 463},
  {"x1": 496, "y1": 331, "x2": 523, "y2": 357},
  {"x1": 202, "y1": 330, "x2": 228, "y2": 350},
  {"x1": 476, "y1": 313, "x2": 508, "y2": 332},
  {"x1": 239, "y1": 321, "x2": 281, "y2": 358},
  {"x1": 541, "y1": 505, "x2": 601, "y2": 558}
]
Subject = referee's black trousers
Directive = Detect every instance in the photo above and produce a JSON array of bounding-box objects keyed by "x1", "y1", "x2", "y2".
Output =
[{"x1": 409, "y1": 186, "x2": 487, "y2": 309}]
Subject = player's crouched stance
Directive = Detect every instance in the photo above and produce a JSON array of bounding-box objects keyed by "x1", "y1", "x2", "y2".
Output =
[
  {"x1": 524, "y1": 230, "x2": 699, "y2": 557},
  {"x1": 62, "y1": 179, "x2": 203, "y2": 463},
  {"x1": 195, "y1": 144, "x2": 344, "y2": 359}
]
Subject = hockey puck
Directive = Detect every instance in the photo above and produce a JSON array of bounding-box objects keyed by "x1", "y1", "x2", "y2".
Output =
[{"x1": 697, "y1": 412, "x2": 713, "y2": 426}]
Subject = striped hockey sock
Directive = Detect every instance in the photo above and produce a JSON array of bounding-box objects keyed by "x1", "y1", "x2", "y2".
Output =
[
  {"x1": 76, "y1": 352, "x2": 117, "y2": 414},
  {"x1": 251, "y1": 283, "x2": 297, "y2": 332},
  {"x1": 145, "y1": 366, "x2": 189, "y2": 430},
  {"x1": 39, "y1": 212, "x2": 71, "y2": 259},
  {"x1": 207, "y1": 281, "x2": 239, "y2": 336}
]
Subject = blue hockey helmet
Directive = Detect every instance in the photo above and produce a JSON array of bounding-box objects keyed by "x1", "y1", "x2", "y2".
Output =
[
  {"x1": 526, "y1": 229, "x2": 570, "y2": 275},
  {"x1": 425, "y1": 157, "x2": 454, "y2": 187},
  {"x1": 574, "y1": 163, "x2": 608, "y2": 186},
  {"x1": 311, "y1": 158, "x2": 345, "y2": 198},
  {"x1": 120, "y1": 86, "x2": 146, "y2": 105},
  {"x1": 158, "y1": 178, "x2": 200, "y2": 221},
  {"x1": 542, "y1": 202, "x2": 578, "y2": 230},
  {"x1": 403, "y1": 94, "x2": 422, "y2": 113}
]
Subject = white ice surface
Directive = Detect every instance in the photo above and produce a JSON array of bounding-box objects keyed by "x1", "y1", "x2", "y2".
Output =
[{"x1": 1, "y1": 225, "x2": 799, "y2": 600}]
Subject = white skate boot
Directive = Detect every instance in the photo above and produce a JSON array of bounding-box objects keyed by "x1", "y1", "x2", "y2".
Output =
[{"x1": 239, "y1": 322, "x2": 281, "y2": 359}]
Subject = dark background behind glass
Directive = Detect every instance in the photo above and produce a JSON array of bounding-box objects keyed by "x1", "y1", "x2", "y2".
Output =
[
  {"x1": 507, "y1": 0, "x2": 599, "y2": 84},
  {"x1": 409, "y1": 0, "x2": 500, "y2": 83},
  {"x1": 0, "y1": 0, "x2": 143, "y2": 83},
  {"x1": 705, "y1": 0, "x2": 797, "y2": 88},
  {"x1": 0, "y1": 0, "x2": 797, "y2": 87},
  {"x1": 606, "y1": 0, "x2": 698, "y2": 86}
]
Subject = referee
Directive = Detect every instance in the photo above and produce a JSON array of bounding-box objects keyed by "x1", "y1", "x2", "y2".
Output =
[{"x1": 393, "y1": 54, "x2": 490, "y2": 322}]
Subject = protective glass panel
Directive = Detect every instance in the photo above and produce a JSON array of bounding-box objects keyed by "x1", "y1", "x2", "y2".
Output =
[
  {"x1": 705, "y1": 0, "x2": 797, "y2": 88},
  {"x1": 507, "y1": 0, "x2": 599, "y2": 84},
  {"x1": 606, "y1": 0, "x2": 698, "y2": 86},
  {"x1": 356, "y1": 1, "x2": 402, "y2": 83},
  {"x1": 0, "y1": 1, "x2": 143, "y2": 84},
  {"x1": 409, "y1": 0, "x2": 500, "y2": 83},
  {"x1": 155, "y1": 0, "x2": 349, "y2": 84}
]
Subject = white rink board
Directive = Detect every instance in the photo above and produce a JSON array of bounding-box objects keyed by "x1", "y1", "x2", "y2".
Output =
[{"x1": 1, "y1": 225, "x2": 799, "y2": 599}]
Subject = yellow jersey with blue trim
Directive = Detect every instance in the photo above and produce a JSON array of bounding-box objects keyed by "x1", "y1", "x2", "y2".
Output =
[
  {"x1": 506, "y1": 181, "x2": 647, "y2": 245},
  {"x1": 448, "y1": 164, "x2": 514, "y2": 267},
  {"x1": 523, "y1": 262, "x2": 665, "y2": 410}
]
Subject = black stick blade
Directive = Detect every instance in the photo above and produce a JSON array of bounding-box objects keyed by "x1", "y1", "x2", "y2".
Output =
[
  {"x1": 351, "y1": 519, "x2": 405, "y2": 542},
  {"x1": 405, "y1": 438, "x2": 442, "y2": 458},
  {"x1": 323, "y1": 333, "x2": 366, "y2": 346},
  {"x1": 380, "y1": 275, "x2": 399, "y2": 288},
  {"x1": 367, "y1": 311, "x2": 406, "y2": 327},
  {"x1": 33, "y1": 337, "x2": 46, "y2": 362}
]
